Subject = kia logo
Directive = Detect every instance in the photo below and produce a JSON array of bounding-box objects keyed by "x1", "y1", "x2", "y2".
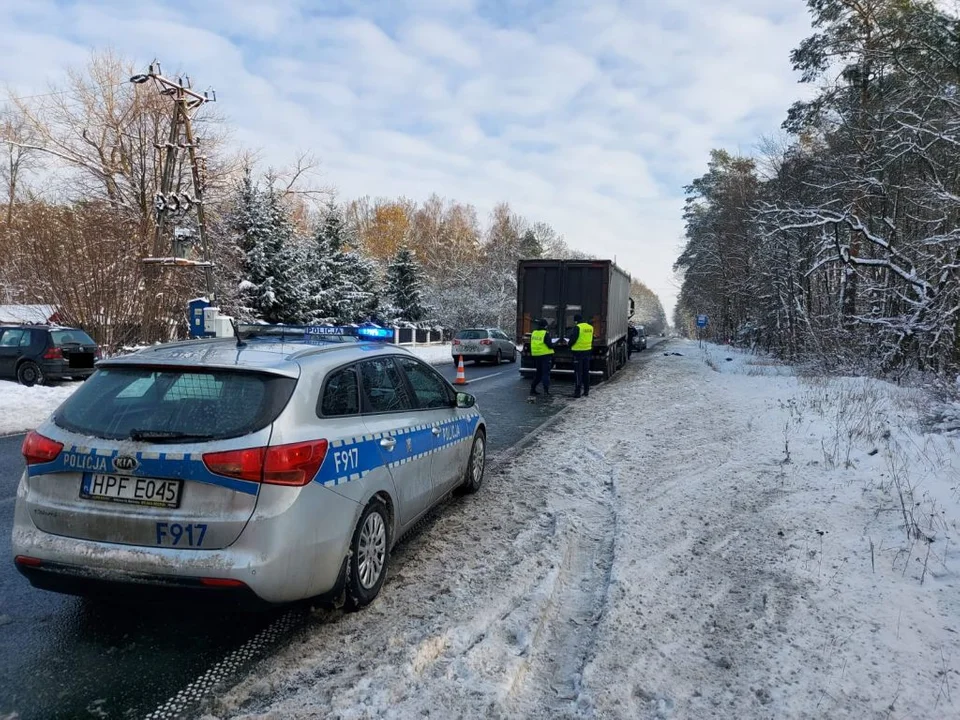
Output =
[{"x1": 113, "y1": 455, "x2": 139, "y2": 472}]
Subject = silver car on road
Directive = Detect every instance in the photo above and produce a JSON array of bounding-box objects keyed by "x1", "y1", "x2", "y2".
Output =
[
  {"x1": 451, "y1": 328, "x2": 517, "y2": 365},
  {"x1": 12, "y1": 327, "x2": 487, "y2": 607}
]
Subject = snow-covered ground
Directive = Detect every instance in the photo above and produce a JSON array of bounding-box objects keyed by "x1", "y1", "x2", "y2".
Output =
[
  {"x1": 0, "y1": 381, "x2": 81, "y2": 436},
  {"x1": 404, "y1": 343, "x2": 454, "y2": 365},
  {"x1": 203, "y1": 340, "x2": 959, "y2": 720}
]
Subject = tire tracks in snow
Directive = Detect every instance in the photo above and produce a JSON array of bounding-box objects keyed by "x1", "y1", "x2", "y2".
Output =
[
  {"x1": 208, "y1": 383, "x2": 626, "y2": 719},
  {"x1": 497, "y1": 449, "x2": 618, "y2": 718}
]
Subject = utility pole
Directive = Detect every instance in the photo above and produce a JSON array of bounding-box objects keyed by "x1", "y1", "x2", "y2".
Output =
[{"x1": 131, "y1": 61, "x2": 217, "y2": 304}]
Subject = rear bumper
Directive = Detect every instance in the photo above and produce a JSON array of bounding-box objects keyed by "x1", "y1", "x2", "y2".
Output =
[
  {"x1": 11, "y1": 480, "x2": 360, "y2": 604},
  {"x1": 39, "y1": 360, "x2": 94, "y2": 379},
  {"x1": 15, "y1": 558, "x2": 271, "y2": 608},
  {"x1": 519, "y1": 352, "x2": 606, "y2": 376},
  {"x1": 451, "y1": 348, "x2": 497, "y2": 360}
]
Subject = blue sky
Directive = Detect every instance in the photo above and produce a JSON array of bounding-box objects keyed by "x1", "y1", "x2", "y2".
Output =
[{"x1": 0, "y1": 0, "x2": 816, "y2": 317}]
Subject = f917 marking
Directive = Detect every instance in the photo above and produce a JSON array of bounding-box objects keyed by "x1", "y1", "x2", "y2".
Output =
[
  {"x1": 333, "y1": 448, "x2": 360, "y2": 474},
  {"x1": 156, "y1": 522, "x2": 207, "y2": 547}
]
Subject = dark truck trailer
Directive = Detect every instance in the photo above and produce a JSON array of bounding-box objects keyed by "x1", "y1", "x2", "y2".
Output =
[{"x1": 516, "y1": 259, "x2": 633, "y2": 381}]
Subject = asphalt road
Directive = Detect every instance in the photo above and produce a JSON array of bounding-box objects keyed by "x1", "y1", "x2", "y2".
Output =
[{"x1": 0, "y1": 350, "x2": 607, "y2": 720}]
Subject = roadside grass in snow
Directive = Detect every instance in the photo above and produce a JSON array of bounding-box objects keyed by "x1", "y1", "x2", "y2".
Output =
[{"x1": 702, "y1": 342, "x2": 958, "y2": 591}]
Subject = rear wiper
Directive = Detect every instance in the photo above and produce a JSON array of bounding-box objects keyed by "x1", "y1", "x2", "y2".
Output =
[{"x1": 129, "y1": 429, "x2": 216, "y2": 443}]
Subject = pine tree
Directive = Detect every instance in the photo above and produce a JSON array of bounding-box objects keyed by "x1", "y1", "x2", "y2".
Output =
[
  {"x1": 262, "y1": 186, "x2": 310, "y2": 324},
  {"x1": 337, "y1": 251, "x2": 380, "y2": 323},
  {"x1": 385, "y1": 246, "x2": 426, "y2": 322},
  {"x1": 303, "y1": 210, "x2": 340, "y2": 323},
  {"x1": 228, "y1": 170, "x2": 275, "y2": 322},
  {"x1": 228, "y1": 169, "x2": 309, "y2": 324}
]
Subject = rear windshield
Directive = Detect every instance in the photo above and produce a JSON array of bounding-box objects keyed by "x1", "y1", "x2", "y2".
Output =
[
  {"x1": 54, "y1": 367, "x2": 297, "y2": 441},
  {"x1": 51, "y1": 329, "x2": 96, "y2": 346},
  {"x1": 455, "y1": 330, "x2": 488, "y2": 340}
]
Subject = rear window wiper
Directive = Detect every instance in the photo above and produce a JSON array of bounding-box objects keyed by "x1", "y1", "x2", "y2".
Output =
[{"x1": 129, "y1": 429, "x2": 216, "y2": 443}]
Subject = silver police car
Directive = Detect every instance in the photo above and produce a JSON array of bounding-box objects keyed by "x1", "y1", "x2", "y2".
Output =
[{"x1": 12, "y1": 326, "x2": 486, "y2": 607}]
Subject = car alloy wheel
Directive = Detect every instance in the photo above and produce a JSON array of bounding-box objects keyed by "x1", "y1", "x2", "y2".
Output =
[
  {"x1": 357, "y1": 510, "x2": 386, "y2": 590},
  {"x1": 345, "y1": 498, "x2": 391, "y2": 609},
  {"x1": 459, "y1": 431, "x2": 486, "y2": 494}
]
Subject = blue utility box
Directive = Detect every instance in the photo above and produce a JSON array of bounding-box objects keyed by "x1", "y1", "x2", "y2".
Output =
[{"x1": 188, "y1": 298, "x2": 212, "y2": 338}]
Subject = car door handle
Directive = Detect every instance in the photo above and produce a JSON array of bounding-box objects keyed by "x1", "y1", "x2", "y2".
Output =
[
  {"x1": 432, "y1": 427, "x2": 441, "y2": 436},
  {"x1": 380, "y1": 437, "x2": 397, "y2": 451}
]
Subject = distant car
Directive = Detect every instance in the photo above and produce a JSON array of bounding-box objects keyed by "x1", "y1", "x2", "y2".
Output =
[
  {"x1": 629, "y1": 325, "x2": 647, "y2": 352},
  {"x1": 12, "y1": 325, "x2": 487, "y2": 607},
  {"x1": 0, "y1": 325, "x2": 101, "y2": 386},
  {"x1": 451, "y1": 328, "x2": 517, "y2": 364}
]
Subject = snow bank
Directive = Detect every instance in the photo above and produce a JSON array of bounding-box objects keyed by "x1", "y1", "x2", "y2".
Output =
[
  {"x1": 0, "y1": 381, "x2": 79, "y2": 436},
  {"x1": 205, "y1": 340, "x2": 959, "y2": 720},
  {"x1": 404, "y1": 343, "x2": 453, "y2": 365}
]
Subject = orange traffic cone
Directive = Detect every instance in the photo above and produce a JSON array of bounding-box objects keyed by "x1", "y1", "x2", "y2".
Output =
[{"x1": 454, "y1": 355, "x2": 468, "y2": 385}]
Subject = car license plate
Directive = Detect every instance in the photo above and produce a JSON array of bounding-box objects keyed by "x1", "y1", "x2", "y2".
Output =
[
  {"x1": 462, "y1": 343, "x2": 479, "y2": 353},
  {"x1": 81, "y1": 473, "x2": 182, "y2": 509}
]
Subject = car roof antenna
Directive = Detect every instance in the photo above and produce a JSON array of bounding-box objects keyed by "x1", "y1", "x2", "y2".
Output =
[{"x1": 231, "y1": 319, "x2": 246, "y2": 348}]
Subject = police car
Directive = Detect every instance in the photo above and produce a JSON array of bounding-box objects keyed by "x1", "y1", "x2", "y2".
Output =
[{"x1": 12, "y1": 325, "x2": 486, "y2": 607}]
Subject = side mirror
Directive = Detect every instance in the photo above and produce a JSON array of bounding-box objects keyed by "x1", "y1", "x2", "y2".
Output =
[{"x1": 456, "y1": 392, "x2": 476, "y2": 409}]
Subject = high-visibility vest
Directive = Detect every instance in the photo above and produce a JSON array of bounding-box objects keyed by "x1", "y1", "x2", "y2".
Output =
[
  {"x1": 572, "y1": 322, "x2": 594, "y2": 351},
  {"x1": 530, "y1": 329, "x2": 554, "y2": 356}
]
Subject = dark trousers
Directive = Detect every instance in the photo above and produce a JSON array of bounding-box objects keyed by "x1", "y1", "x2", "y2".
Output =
[
  {"x1": 531, "y1": 356, "x2": 552, "y2": 394},
  {"x1": 573, "y1": 351, "x2": 591, "y2": 396}
]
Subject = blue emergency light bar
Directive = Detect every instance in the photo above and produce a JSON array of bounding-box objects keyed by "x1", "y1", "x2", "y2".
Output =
[
  {"x1": 304, "y1": 325, "x2": 392, "y2": 340},
  {"x1": 235, "y1": 323, "x2": 393, "y2": 344}
]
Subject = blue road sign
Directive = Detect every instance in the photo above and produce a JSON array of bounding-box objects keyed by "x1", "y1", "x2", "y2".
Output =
[{"x1": 696, "y1": 314, "x2": 708, "y2": 328}]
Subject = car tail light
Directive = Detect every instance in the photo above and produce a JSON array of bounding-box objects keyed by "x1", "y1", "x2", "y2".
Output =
[
  {"x1": 480, "y1": 339, "x2": 493, "y2": 345},
  {"x1": 203, "y1": 440, "x2": 328, "y2": 486},
  {"x1": 263, "y1": 440, "x2": 329, "y2": 485},
  {"x1": 202, "y1": 447, "x2": 266, "y2": 483},
  {"x1": 14, "y1": 556, "x2": 42, "y2": 568},
  {"x1": 22, "y1": 431, "x2": 64, "y2": 465},
  {"x1": 43, "y1": 347, "x2": 63, "y2": 360}
]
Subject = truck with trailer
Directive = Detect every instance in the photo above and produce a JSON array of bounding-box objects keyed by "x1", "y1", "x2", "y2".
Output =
[{"x1": 516, "y1": 259, "x2": 634, "y2": 382}]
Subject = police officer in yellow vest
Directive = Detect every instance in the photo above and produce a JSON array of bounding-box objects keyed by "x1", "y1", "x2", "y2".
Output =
[
  {"x1": 566, "y1": 313, "x2": 594, "y2": 398},
  {"x1": 529, "y1": 318, "x2": 557, "y2": 397}
]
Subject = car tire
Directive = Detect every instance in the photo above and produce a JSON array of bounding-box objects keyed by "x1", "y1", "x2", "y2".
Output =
[
  {"x1": 345, "y1": 498, "x2": 390, "y2": 610},
  {"x1": 495, "y1": 350, "x2": 503, "y2": 365},
  {"x1": 508, "y1": 348, "x2": 517, "y2": 363},
  {"x1": 458, "y1": 430, "x2": 486, "y2": 495},
  {"x1": 17, "y1": 361, "x2": 44, "y2": 387}
]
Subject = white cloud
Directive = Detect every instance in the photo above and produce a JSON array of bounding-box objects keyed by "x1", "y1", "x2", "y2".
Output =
[{"x1": 0, "y1": 0, "x2": 816, "y2": 319}]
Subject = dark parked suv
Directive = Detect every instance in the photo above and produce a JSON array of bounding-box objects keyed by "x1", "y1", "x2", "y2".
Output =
[{"x1": 0, "y1": 325, "x2": 100, "y2": 386}]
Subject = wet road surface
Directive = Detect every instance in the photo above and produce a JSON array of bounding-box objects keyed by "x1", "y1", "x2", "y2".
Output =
[{"x1": 0, "y1": 354, "x2": 586, "y2": 720}]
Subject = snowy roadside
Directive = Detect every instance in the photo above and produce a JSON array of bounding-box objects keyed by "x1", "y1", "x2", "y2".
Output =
[
  {"x1": 404, "y1": 343, "x2": 454, "y2": 365},
  {"x1": 0, "y1": 343, "x2": 453, "y2": 437},
  {"x1": 205, "y1": 341, "x2": 959, "y2": 720},
  {"x1": 0, "y1": 381, "x2": 80, "y2": 436}
]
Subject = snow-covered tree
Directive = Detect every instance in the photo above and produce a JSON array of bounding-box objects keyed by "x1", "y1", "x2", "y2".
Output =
[
  {"x1": 385, "y1": 246, "x2": 426, "y2": 322},
  {"x1": 337, "y1": 250, "x2": 380, "y2": 323},
  {"x1": 229, "y1": 170, "x2": 308, "y2": 324}
]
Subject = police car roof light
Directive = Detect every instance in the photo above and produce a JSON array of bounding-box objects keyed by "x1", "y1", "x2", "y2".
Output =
[{"x1": 234, "y1": 323, "x2": 393, "y2": 343}]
